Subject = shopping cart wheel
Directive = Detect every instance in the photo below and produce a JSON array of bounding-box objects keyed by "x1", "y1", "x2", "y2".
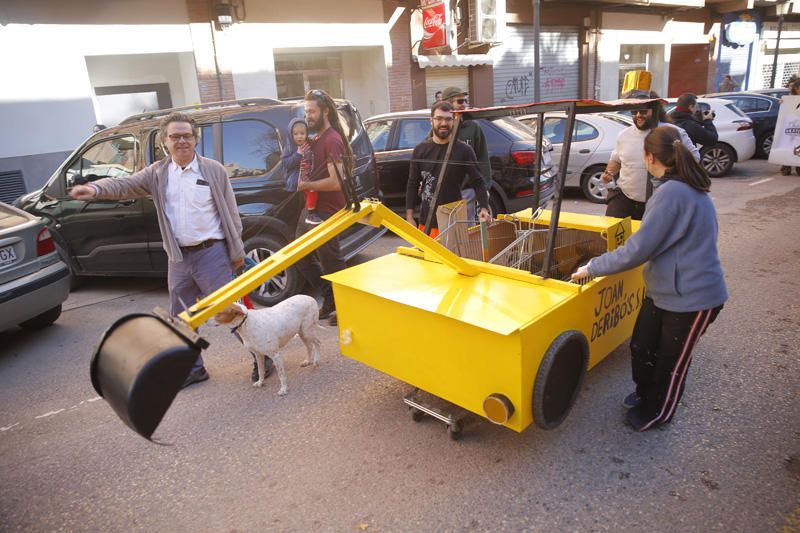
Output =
[
  {"x1": 410, "y1": 407, "x2": 424, "y2": 422},
  {"x1": 447, "y1": 420, "x2": 462, "y2": 441}
]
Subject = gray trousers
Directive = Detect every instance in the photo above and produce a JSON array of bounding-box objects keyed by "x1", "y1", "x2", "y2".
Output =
[{"x1": 168, "y1": 240, "x2": 233, "y2": 370}]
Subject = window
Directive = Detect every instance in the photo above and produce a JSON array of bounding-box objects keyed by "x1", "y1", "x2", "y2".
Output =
[
  {"x1": 366, "y1": 120, "x2": 393, "y2": 152},
  {"x1": 397, "y1": 119, "x2": 430, "y2": 150},
  {"x1": 732, "y1": 97, "x2": 771, "y2": 113},
  {"x1": 221, "y1": 120, "x2": 281, "y2": 178},
  {"x1": 541, "y1": 118, "x2": 598, "y2": 144},
  {"x1": 67, "y1": 136, "x2": 137, "y2": 187}
]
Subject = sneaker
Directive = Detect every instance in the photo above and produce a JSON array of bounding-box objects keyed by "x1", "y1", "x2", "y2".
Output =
[
  {"x1": 622, "y1": 392, "x2": 641, "y2": 409},
  {"x1": 328, "y1": 313, "x2": 338, "y2": 327},
  {"x1": 182, "y1": 366, "x2": 209, "y2": 389},
  {"x1": 250, "y1": 355, "x2": 273, "y2": 382},
  {"x1": 319, "y1": 288, "x2": 336, "y2": 320},
  {"x1": 626, "y1": 405, "x2": 660, "y2": 432},
  {"x1": 781, "y1": 166, "x2": 792, "y2": 176},
  {"x1": 305, "y1": 212, "x2": 323, "y2": 225}
]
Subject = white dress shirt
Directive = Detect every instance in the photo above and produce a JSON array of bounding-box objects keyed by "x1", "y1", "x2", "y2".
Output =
[
  {"x1": 610, "y1": 122, "x2": 700, "y2": 202},
  {"x1": 164, "y1": 155, "x2": 224, "y2": 247}
]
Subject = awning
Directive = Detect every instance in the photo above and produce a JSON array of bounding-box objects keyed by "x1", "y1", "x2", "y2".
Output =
[{"x1": 414, "y1": 54, "x2": 494, "y2": 68}]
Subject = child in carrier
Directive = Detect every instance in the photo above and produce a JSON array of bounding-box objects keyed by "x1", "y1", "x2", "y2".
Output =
[{"x1": 280, "y1": 118, "x2": 322, "y2": 225}]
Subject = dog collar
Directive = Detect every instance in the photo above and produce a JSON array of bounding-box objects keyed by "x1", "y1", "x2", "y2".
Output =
[{"x1": 229, "y1": 313, "x2": 248, "y2": 336}]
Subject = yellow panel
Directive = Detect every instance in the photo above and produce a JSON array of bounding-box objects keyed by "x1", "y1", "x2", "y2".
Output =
[{"x1": 325, "y1": 253, "x2": 575, "y2": 336}]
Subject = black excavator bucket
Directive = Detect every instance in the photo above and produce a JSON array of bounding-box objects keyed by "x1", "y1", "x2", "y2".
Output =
[{"x1": 89, "y1": 308, "x2": 209, "y2": 440}]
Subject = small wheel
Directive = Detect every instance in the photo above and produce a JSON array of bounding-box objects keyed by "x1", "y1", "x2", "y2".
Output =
[
  {"x1": 410, "y1": 407, "x2": 424, "y2": 422},
  {"x1": 447, "y1": 420, "x2": 462, "y2": 440}
]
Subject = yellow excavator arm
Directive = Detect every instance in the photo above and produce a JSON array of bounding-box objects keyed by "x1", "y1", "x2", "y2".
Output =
[{"x1": 179, "y1": 200, "x2": 479, "y2": 329}]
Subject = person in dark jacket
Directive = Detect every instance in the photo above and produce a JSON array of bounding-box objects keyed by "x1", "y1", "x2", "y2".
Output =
[
  {"x1": 572, "y1": 126, "x2": 728, "y2": 432},
  {"x1": 438, "y1": 86, "x2": 492, "y2": 219},
  {"x1": 669, "y1": 93, "x2": 718, "y2": 148}
]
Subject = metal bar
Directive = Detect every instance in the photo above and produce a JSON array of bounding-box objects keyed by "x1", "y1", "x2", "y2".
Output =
[
  {"x1": 533, "y1": 0, "x2": 541, "y2": 103},
  {"x1": 770, "y1": 13, "x2": 784, "y2": 89},
  {"x1": 533, "y1": 111, "x2": 544, "y2": 210},
  {"x1": 541, "y1": 104, "x2": 577, "y2": 279},
  {"x1": 423, "y1": 114, "x2": 461, "y2": 235}
]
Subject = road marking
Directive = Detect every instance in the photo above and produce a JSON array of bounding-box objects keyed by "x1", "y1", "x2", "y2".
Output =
[
  {"x1": 2, "y1": 396, "x2": 104, "y2": 435},
  {"x1": 749, "y1": 178, "x2": 774, "y2": 186}
]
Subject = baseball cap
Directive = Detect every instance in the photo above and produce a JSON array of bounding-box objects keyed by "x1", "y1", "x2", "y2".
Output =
[{"x1": 441, "y1": 86, "x2": 468, "y2": 100}]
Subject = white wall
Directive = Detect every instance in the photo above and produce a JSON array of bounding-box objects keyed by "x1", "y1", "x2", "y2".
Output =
[
  {"x1": 598, "y1": 14, "x2": 711, "y2": 99},
  {"x1": 342, "y1": 48, "x2": 390, "y2": 117},
  {"x1": 0, "y1": 23, "x2": 196, "y2": 158}
]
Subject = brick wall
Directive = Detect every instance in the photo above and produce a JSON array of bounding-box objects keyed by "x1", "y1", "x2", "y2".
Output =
[{"x1": 384, "y1": 2, "x2": 426, "y2": 111}]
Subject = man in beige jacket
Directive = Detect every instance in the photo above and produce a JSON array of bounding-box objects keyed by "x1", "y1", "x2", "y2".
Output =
[{"x1": 70, "y1": 112, "x2": 245, "y2": 388}]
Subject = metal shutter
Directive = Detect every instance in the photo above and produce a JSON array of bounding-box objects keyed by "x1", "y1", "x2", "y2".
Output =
[
  {"x1": 492, "y1": 25, "x2": 580, "y2": 105},
  {"x1": 0, "y1": 171, "x2": 27, "y2": 204},
  {"x1": 425, "y1": 67, "x2": 469, "y2": 107}
]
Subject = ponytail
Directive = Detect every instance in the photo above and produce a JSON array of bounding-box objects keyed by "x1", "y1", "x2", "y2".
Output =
[{"x1": 644, "y1": 126, "x2": 711, "y2": 192}]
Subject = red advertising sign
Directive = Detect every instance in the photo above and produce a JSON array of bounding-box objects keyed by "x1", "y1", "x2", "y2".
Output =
[{"x1": 422, "y1": 0, "x2": 447, "y2": 49}]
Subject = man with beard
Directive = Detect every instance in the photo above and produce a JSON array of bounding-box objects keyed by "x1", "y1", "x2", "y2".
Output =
[
  {"x1": 295, "y1": 89, "x2": 353, "y2": 325},
  {"x1": 406, "y1": 101, "x2": 492, "y2": 237},
  {"x1": 601, "y1": 92, "x2": 700, "y2": 220}
]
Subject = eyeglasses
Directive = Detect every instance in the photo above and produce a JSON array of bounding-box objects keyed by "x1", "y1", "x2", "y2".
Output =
[
  {"x1": 631, "y1": 110, "x2": 650, "y2": 116},
  {"x1": 168, "y1": 133, "x2": 195, "y2": 142},
  {"x1": 305, "y1": 89, "x2": 326, "y2": 99},
  {"x1": 454, "y1": 98, "x2": 468, "y2": 105},
  {"x1": 432, "y1": 116, "x2": 454, "y2": 123}
]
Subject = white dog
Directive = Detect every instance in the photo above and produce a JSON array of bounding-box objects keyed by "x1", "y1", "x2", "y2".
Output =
[{"x1": 210, "y1": 295, "x2": 323, "y2": 395}]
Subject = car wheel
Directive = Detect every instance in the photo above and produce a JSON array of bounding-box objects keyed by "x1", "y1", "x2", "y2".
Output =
[
  {"x1": 243, "y1": 234, "x2": 300, "y2": 307},
  {"x1": 488, "y1": 191, "x2": 505, "y2": 216},
  {"x1": 580, "y1": 165, "x2": 608, "y2": 204},
  {"x1": 19, "y1": 304, "x2": 62, "y2": 330},
  {"x1": 532, "y1": 330, "x2": 589, "y2": 430},
  {"x1": 757, "y1": 132, "x2": 773, "y2": 158},
  {"x1": 701, "y1": 144, "x2": 734, "y2": 177}
]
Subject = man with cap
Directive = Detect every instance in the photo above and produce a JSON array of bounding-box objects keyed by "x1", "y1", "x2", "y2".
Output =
[{"x1": 439, "y1": 86, "x2": 492, "y2": 218}]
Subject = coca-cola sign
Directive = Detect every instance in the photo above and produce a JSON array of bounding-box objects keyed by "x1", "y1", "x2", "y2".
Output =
[{"x1": 421, "y1": 0, "x2": 447, "y2": 49}]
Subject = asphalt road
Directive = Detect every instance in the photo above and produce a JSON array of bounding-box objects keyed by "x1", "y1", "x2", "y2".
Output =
[{"x1": 1, "y1": 159, "x2": 798, "y2": 532}]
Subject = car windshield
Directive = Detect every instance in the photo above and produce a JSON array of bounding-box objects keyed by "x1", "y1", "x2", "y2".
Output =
[{"x1": 490, "y1": 116, "x2": 536, "y2": 139}]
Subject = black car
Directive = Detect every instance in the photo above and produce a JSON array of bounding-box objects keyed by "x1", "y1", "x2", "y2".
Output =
[
  {"x1": 15, "y1": 98, "x2": 385, "y2": 306},
  {"x1": 703, "y1": 92, "x2": 780, "y2": 157},
  {"x1": 363, "y1": 110, "x2": 557, "y2": 216}
]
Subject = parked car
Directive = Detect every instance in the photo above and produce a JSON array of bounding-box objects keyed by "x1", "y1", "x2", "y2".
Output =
[
  {"x1": 15, "y1": 98, "x2": 385, "y2": 307},
  {"x1": 363, "y1": 110, "x2": 557, "y2": 216},
  {"x1": 516, "y1": 112, "x2": 629, "y2": 203},
  {"x1": 702, "y1": 92, "x2": 780, "y2": 157},
  {"x1": 750, "y1": 87, "x2": 788, "y2": 99},
  {"x1": 0, "y1": 201, "x2": 71, "y2": 332},
  {"x1": 663, "y1": 97, "x2": 756, "y2": 177}
]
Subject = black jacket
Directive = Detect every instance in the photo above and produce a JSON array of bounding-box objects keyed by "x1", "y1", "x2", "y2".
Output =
[{"x1": 669, "y1": 110, "x2": 719, "y2": 148}]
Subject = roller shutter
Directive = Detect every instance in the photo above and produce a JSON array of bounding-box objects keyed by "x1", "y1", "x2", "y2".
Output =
[
  {"x1": 492, "y1": 25, "x2": 580, "y2": 104},
  {"x1": 425, "y1": 67, "x2": 469, "y2": 107}
]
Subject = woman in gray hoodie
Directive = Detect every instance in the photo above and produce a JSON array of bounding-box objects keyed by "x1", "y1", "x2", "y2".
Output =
[{"x1": 572, "y1": 126, "x2": 728, "y2": 431}]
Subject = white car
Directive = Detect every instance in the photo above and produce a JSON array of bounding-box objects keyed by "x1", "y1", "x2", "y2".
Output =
[
  {"x1": 664, "y1": 97, "x2": 756, "y2": 177},
  {"x1": 517, "y1": 112, "x2": 630, "y2": 203}
]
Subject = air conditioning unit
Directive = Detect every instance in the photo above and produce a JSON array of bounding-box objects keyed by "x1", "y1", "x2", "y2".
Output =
[{"x1": 468, "y1": 0, "x2": 505, "y2": 45}]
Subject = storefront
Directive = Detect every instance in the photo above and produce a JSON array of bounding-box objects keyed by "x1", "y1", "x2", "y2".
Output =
[{"x1": 490, "y1": 24, "x2": 581, "y2": 105}]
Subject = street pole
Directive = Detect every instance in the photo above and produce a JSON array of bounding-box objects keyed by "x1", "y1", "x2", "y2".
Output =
[
  {"x1": 770, "y1": 12, "x2": 785, "y2": 88},
  {"x1": 533, "y1": 0, "x2": 541, "y2": 102}
]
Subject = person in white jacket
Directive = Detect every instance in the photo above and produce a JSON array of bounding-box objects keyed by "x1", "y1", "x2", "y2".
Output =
[{"x1": 601, "y1": 92, "x2": 700, "y2": 220}]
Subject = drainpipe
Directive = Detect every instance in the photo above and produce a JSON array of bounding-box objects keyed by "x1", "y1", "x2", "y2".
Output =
[
  {"x1": 533, "y1": 0, "x2": 541, "y2": 102},
  {"x1": 770, "y1": 11, "x2": 784, "y2": 88}
]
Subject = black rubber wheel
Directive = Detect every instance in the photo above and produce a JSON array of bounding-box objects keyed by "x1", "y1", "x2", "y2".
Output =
[
  {"x1": 448, "y1": 420, "x2": 462, "y2": 440},
  {"x1": 19, "y1": 305, "x2": 62, "y2": 330},
  {"x1": 488, "y1": 191, "x2": 505, "y2": 216},
  {"x1": 580, "y1": 165, "x2": 609, "y2": 204},
  {"x1": 756, "y1": 132, "x2": 773, "y2": 159},
  {"x1": 532, "y1": 330, "x2": 589, "y2": 430},
  {"x1": 410, "y1": 407, "x2": 424, "y2": 422},
  {"x1": 242, "y1": 234, "x2": 300, "y2": 307},
  {"x1": 701, "y1": 144, "x2": 735, "y2": 177}
]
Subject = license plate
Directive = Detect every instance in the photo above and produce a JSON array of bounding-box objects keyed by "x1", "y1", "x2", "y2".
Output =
[{"x1": 0, "y1": 245, "x2": 17, "y2": 267}]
